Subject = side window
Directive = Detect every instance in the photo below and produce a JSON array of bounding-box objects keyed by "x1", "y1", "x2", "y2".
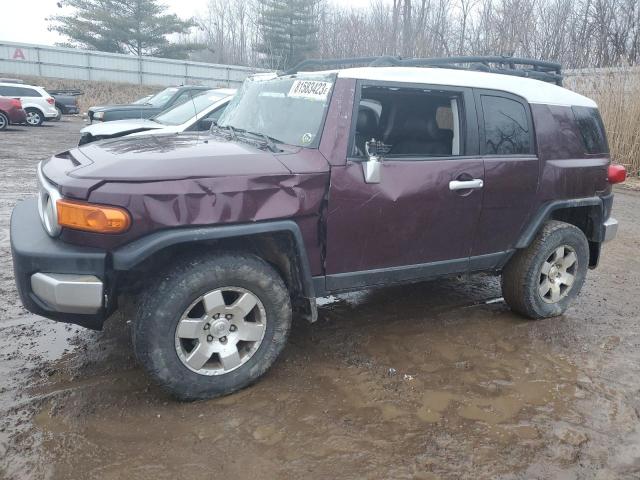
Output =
[
  {"x1": 0, "y1": 86, "x2": 19, "y2": 96},
  {"x1": 352, "y1": 85, "x2": 463, "y2": 158},
  {"x1": 572, "y1": 106, "x2": 609, "y2": 154},
  {"x1": 481, "y1": 95, "x2": 531, "y2": 155},
  {"x1": 15, "y1": 87, "x2": 40, "y2": 97}
]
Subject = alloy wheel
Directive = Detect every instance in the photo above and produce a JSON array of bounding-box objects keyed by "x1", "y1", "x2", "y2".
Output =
[
  {"x1": 538, "y1": 245, "x2": 577, "y2": 303},
  {"x1": 0, "y1": 114, "x2": 6, "y2": 130},
  {"x1": 174, "y1": 287, "x2": 267, "y2": 375},
  {"x1": 26, "y1": 111, "x2": 41, "y2": 126}
]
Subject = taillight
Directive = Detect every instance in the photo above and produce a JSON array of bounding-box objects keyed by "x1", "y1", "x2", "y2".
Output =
[
  {"x1": 10, "y1": 98, "x2": 22, "y2": 108},
  {"x1": 47, "y1": 97, "x2": 55, "y2": 105},
  {"x1": 608, "y1": 164, "x2": 627, "y2": 184}
]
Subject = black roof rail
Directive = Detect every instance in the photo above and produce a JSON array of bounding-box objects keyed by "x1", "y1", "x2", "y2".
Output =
[{"x1": 282, "y1": 55, "x2": 563, "y2": 86}]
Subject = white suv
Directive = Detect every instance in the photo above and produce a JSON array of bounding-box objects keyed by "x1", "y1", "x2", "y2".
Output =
[{"x1": 0, "y1": 83, "x2": 58, "y2": 126}]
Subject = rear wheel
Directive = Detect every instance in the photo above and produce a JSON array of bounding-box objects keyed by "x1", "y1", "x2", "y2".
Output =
[
  {"x1": 0, "y1": 112, "x2": 8, "y2": 131},
  {"x1": 133, "y1": 253, "x2": 292, "y2": 400},
  {"x1": 501, "y1": 220, "x2": 589, "y2": 319},
  {"x1": 25, "y1": 108, "x2": 44, "y2": 126}
]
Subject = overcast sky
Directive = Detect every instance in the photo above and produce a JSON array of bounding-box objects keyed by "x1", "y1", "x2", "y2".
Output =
[{"x1": 0, "y1": 0, "x2": 372, "y2": 46}]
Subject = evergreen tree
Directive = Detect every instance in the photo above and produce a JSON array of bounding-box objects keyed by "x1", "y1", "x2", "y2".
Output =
[
  {"x1": 49, "y1": 0, "x2": 201, "y2": 59},
  {"x1": 256, "y1": 0, "x2": 320, "y2": 69}
]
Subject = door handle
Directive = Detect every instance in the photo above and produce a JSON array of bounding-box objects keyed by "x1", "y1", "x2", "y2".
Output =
[{"x1": 449, "y1": 179, "x2": 484, "y2": 191}]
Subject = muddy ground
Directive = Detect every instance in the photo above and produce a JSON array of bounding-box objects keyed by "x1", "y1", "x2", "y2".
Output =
[{"x1": 1, "y1": 118, "x2": 639, "y2": 479}]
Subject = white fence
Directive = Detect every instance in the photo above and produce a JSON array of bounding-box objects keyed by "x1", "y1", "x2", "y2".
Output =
[{"x1": 0, "y1": 41, "x2": 268, "y2": 87}]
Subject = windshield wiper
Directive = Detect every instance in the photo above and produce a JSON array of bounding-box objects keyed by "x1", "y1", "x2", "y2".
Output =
[
  {"x1": 237, "y1": 129, "x2": 283, "y2": 152},
  {"x1": 212, "y1": 124, "x2": 238, "y2": 140}
]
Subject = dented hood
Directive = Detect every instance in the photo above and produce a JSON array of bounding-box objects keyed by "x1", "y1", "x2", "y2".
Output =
[{"x1": 68, "y1": 133, "x2": 291, "y2": 181}]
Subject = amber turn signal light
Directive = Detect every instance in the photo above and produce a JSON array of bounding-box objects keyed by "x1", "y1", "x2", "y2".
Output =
[{"x1": 57, "y1": 199, "x2": 131, "y2": 234}]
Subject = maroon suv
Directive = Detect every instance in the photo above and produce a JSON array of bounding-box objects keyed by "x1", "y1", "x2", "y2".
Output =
[
  {"x1": 0, "y1": 96, "x2": 26, "y2": 130},
  {"x1": 10, "y1": 57, "x2": 626, "y2": 400}
]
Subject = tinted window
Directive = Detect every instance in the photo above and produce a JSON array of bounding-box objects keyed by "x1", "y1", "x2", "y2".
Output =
[
  {"x1": 481, "y1": 95, "x2": 531, "y2": 155},
  {"x1": 14, "y1": 87, "x2": 40, "y2": 97},
  {"x1": 0, "y1": 86, "x2": 18, "y2": 96},
  {"x1": 572, "y1": 106, "x2": 609, "y2": 154}
]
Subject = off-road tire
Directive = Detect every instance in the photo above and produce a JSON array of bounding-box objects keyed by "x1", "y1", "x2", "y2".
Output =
[
  {"x1": 132, "y1": 253, "x2": 292, "y2": 401},
  {"x1": 501, "y1": 220, "x2": 589, "y2": 319},
  {"x1": 25, "y1": 108, "x2": 44, "y2": 126},
  {"x1": 0, "y1": 111, "x2": 8, "y2": 131}
]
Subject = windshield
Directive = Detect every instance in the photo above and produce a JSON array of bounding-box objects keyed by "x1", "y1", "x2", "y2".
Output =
[
  {"x1": 217, "y1": 74, "x2": 335, "y2": 148},
  {"x1": 145, "y1": 87, "x2": 179, "y2": 107},
  {"x1": 153, "y1": 91, "x2": 228, "y2": 126},
  {"x1": 132, "y1": 95, "x2": 152, "y2": 105}
]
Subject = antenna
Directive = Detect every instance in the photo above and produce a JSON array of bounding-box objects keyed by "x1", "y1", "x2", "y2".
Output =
[{"x1": 189, "y1": 89, "x2": 200, "y2": 143}]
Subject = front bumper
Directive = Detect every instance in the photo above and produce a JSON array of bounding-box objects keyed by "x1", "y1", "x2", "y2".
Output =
[{"x1": 11, "y1": 198, "x2": 109, "y2": 329}]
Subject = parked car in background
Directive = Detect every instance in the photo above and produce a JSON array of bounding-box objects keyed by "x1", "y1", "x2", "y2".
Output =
[
  {"x1": 0, "y1": 96, "x2": 26, "y2": 130},
  {"x1": 132, "y1": 94, "x2": 153, "y2": 105},
  {"x1": 79, "y1": 89, "x2": 235, "y2": 145},
  {"x1": 0, "y1": 82, "x2": 58, "y2": 126},
  {"x1": 87, "y1": 85, "x2": 212, "y2": 123},
  {"x1": 48, "y1": 89, "x2": 82, "y2": 118}
]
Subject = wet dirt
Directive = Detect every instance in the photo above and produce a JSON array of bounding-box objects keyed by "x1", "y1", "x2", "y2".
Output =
[{"x1": 1, "y1": 118, "x2": 640, "y2": 479}]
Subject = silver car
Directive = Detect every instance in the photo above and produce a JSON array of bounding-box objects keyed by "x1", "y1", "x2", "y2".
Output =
[{"x1": 79, "y1": 88, "x2": 235, "y2": 145}]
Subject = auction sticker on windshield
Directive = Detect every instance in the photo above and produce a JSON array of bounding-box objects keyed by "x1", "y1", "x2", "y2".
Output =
[{"x1": 288, "y1": 80, "x2": 332, "y2": 100}]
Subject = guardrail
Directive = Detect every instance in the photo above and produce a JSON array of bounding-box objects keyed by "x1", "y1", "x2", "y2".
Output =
[{"x1": 0, "y1": 41, "x2": 268, "y2": 87}]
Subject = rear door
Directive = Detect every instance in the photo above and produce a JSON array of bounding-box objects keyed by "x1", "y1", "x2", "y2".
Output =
[
  {"x1": 324, "y1": 81, "x2": 484, "y2": 291},
  {"x1": 469, "y1": 90, "x2": 539, "y2": 264}
]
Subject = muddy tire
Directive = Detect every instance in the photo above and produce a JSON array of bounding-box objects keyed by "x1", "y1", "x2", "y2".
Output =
[
  {"x1": 132, "y1": 253, "x2": 292, "y2": 401},
  {"x1": 501, "y1": 220, "x2": 589, "y2": 319}
]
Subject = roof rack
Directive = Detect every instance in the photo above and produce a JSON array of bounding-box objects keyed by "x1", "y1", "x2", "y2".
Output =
[{"x1": 283, "y1": 55, "x2": 563, "y2": 86}]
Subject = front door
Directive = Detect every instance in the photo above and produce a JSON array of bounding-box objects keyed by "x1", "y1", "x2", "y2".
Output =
[{"x1": 324, "y1": 82, "x2": 484, "y2": 291}]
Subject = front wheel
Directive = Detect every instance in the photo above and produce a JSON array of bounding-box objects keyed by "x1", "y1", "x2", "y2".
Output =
[
  {"x1": 501, "y1": 220, "x2": 589, "y2": 319},
  {"x1": 0, "y1": 112, "x2": 8, "y2": 131},
  {"x1": 133, "y1": 253, "x2": 292, "y2": 400}
]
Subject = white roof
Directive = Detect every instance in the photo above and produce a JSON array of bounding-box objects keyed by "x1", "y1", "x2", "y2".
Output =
[{"x1": 333, "y1": 67, "x2": 596, "y2": 108}]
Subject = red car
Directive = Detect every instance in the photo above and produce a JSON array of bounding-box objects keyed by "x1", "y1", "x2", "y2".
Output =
[{"x1": 0, "y1": 96, "x2": 26, "y2": 130}]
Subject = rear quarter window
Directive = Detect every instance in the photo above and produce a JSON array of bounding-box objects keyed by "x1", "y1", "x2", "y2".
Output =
[
  {"x1": 572, "y1": 106, "x2": 609, "y2": 154},
  {"x1": 481, "y1": 95, "x2": 532, "y2": 155}
]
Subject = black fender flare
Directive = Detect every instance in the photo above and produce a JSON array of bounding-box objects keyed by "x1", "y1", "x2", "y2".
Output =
[
  {"x1": 515, "y1": 196, "x2": 605, "y2": 249},
  {"x1": 111, "y1": 220, "x2": 317, "y2": 318}
]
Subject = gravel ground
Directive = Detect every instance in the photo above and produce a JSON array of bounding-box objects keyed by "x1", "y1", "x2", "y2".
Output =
[{"x1": 1, "y1": 118, "x2": 640, "y2": 479}]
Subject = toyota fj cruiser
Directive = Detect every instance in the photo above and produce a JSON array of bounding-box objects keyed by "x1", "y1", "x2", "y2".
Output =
[{"x1": 11, "y1": 56, "x2": 626, "y2": 400}]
